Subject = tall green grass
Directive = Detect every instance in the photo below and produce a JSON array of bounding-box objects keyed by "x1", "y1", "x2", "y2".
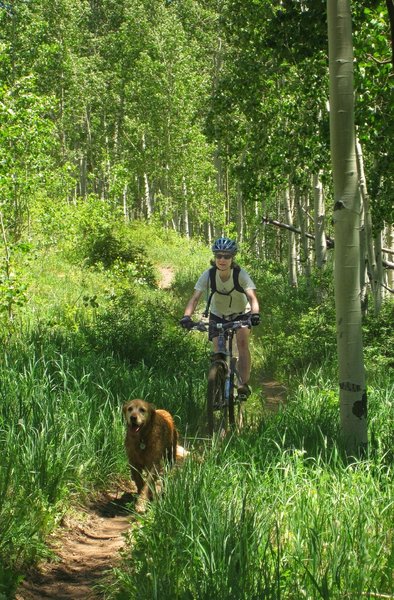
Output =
[{"x1": 109, "y1": 372, "x2": 394, "y2": 600}]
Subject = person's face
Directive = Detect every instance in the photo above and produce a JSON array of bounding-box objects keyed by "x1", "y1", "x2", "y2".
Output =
[{"x1": 214, "y1": 253, "x2": 233, "y2": 269}]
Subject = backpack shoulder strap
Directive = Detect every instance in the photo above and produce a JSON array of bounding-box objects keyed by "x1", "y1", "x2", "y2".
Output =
[
  {"x1": 209, "y1": 265, "x2": 217, "y2": 293},
  {"x1": 232, "y1": 265, "x2": 245, "y2": 293},
  {"x1": 203, "y1": 266, "x2": 217, "y2": 317}
]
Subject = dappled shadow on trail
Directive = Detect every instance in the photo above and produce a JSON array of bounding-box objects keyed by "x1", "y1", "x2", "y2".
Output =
[
  {"x1": 92, "y1": 491, "x2": 135, "y2": 518},
  {"x1": 16, "y1": 488, "x2": 136, "y2": 600}
]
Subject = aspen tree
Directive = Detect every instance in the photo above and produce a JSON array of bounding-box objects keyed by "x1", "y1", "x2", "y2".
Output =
[{"x1": 327, "y1": 0, "x2": 367, "y2": 457}]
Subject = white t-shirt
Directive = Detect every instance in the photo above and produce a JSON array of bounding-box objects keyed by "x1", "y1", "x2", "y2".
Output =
[{"x1": 195, "y1": 267, "x2": 256, "y2": 318}]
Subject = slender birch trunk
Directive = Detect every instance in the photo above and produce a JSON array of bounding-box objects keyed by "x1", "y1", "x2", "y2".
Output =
[
  {"x1": 182, "y1": 177, "x2": 190, "y2": 239},
  {"x1": 374, "y1": 231, "x2": 383, "y2": 310},
  {"x1": 359, "y1": 206, "x2": 368, "y2": 314},
  {"x1": 327, "y1": 0, "x2": 367, "y2": 457},
  {"x1": 295, "y1": 190, "x2": 311, "y2": 280},
  {"x1": 313, "y1": 172, "x2": 327, "y2": 269},
  {"x1": 141, "y1": 134, "x2": 153, "y2": 218},
  {"x1": 355, "y1": 137, "x2": 381, "y2": 314},
  {"x1": 284, "y1": 186, "x2": 298, "y2": 287},
  {"x1": 386, "y1": 224, "x2": 394, "y2": 291},
  {"x1": 236, "y1": 183, "x2": 244, "y2": 243},
  {"x1": 123, "y1": 184, "x2": 129, "y2": 222}
]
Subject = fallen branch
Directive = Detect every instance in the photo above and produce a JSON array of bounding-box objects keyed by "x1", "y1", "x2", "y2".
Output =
[
  {"x1": 261, "y1": 216, "x2": 394, "y2": 270},
  {"x1": 261, "y1": 216, "x2": 334, "y2": 248}
]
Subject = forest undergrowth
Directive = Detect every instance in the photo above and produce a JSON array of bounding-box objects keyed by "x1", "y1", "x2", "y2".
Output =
[{"x1": 0, "y1": 221, "x2": 393, "y2": 599}]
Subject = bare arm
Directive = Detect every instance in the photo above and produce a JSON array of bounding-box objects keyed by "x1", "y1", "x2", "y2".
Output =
[
  {"x1": 246, "y1": 288, "x2": 260, "y2": 314},
  {"x1": 183, "y1": 289, "x2": 203, "y2": 318}
]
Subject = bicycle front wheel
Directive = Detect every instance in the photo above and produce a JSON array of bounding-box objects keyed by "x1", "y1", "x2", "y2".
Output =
[
  {"x1": 229, "y1": 357, "x2": 245, "y2": 432},
  {"x1": 207, "y1": 361, "x2": 228, "y2": 437}
]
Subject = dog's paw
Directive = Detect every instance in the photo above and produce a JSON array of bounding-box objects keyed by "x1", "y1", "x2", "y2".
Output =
[{"x1": 135, "y1": 498, "x2": 148, "y2": 514}]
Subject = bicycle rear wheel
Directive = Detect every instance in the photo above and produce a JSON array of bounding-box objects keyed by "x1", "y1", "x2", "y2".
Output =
[{"x1": 207, "y1": 361, "x2": 228, "y2": 436}]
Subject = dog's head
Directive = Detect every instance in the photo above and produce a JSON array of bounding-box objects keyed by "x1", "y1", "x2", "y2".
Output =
[{"x1": 122, "y1": 399, "x2": 155, "y2": 434}]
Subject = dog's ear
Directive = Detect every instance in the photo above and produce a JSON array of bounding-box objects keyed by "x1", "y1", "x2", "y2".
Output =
[{"x1": 122, "y1": 400, "x2": 134, "y2": 415}]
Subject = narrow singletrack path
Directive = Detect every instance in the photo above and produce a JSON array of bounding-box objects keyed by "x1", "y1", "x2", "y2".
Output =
[
  {"x1": 16, "y1": 488, "x2": 135, "y2": 600},
  {"x1": 261, "y1": 378, "x2": 287, "y2": 413}
]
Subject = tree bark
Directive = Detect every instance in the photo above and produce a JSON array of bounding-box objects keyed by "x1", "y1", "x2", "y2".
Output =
[{"x1": 327, "y1": 0, "x2": 367, "y2": 458}]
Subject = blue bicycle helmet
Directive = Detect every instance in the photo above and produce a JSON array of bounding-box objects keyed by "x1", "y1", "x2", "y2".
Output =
[{"x1": 211, "y1": 237, "x2": 238, "y2": 255}]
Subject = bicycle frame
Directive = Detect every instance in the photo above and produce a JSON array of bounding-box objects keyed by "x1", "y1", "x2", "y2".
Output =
[
  {"x1": 191, "y1": 318, "x2": 250, "y2": 435},
  {"x1": 214, "y1": 323, "x2": 238, "y2": 425}
]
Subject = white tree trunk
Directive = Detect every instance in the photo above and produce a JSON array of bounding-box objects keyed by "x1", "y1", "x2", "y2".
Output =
[
  {"x1": 123, "y1": 183, "x2": 129, "y2": 222},
  {"x1": 182, "y1": 177, "x2": 190, "y2": 238},
  {"x1": 236, "y1": 184, "x2": 244, "y2": 243},
  {"x1": 327, "y1": 0, "x2": 367, "y2": 457},
  {"x1": 313, "y1": 172, "x2": 327, "y2": 269},
  {"x1": 355, "y1": 137, "x2": 381, "y2": 314},
  {"x1": 295, "y1": 190, "x2": 311, "y2": 279},
  {"x1": 385, "y1": 224, "x2": 394, "y2": 291},
  {"x1": 284, "y1": 186, "x2": 298, "y2": 287},
  {"x1": 359, "y1": 205, "x2": 368, "y2": 314},
  {"x1": 374, "y1": 231, "x2": 383, "y2": 310},
  {"x1": 142, "y1": 134, "x2": 153, "y2": 218}
]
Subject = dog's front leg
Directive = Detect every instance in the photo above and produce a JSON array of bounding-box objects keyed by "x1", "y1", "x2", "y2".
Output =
[
  {"x1": 135, "y1": 467, "x2": 157, "y2": 513},
  {"x1": 130, "y1": 465, "x2": 144, "y2": 495}
]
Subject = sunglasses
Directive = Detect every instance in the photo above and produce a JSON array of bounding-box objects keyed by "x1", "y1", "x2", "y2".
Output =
[{"x1": 215, "y1": 253, "x2": 233, "y2": 260}]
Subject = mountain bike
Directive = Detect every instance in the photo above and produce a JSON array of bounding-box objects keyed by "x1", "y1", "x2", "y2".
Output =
[{"x1": 190, "y1": 318, "x2": 251, "y2": 436}]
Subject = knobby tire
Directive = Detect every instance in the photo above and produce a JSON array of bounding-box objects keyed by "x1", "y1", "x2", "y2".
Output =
[
  {"x1": 207, "y1": 361, "x2": 227, "y2": 436},
  {"x1": 229, "y1": 356, "x2": 244, "y2": 432}
]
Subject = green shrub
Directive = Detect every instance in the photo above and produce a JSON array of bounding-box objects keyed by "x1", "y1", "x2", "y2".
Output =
[{"x1": 85, "y1": 287, "x2": 208, "y2": 374}]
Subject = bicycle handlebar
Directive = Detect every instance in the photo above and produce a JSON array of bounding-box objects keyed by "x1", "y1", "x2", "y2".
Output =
[
  {"x1": 190, "y1": 321, "x2": 209, "y2": 332},
  {"x1": 189, "y1": 317, "x2": 252, "y2": 333}
]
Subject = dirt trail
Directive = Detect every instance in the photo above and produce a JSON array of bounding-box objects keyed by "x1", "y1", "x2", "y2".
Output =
[
  {"x1": 261, "y1": 378, "x2": 287, "y2": 413},
  {"x1": 158, "y1": 266, "x2": 175, "y2": 289},
  {"x1": 16, "y1": 488, "x2": 135, "y2": 600}
]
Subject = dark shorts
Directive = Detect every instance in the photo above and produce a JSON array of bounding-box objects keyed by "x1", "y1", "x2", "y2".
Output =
[{"x1": 208, "y1": 312, "x2": 251, "y2": 341}]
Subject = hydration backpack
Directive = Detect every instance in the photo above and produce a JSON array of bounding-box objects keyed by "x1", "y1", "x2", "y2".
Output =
[{"x1": 203, "y1": 265, "x2": 246, "y2": 317}]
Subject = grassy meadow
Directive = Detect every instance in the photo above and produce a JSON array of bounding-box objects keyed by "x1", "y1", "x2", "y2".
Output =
[{"x1": 0, "y1": 219, "x2": 393, "y2": 599}]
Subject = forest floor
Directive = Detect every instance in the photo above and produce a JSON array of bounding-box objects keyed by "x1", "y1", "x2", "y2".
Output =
[{"x1": 15, "y1": 380, "x2": 287, "y2": 600}]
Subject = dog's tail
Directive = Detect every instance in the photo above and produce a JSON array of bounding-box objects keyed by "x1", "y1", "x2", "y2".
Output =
[{"x1": 171, "y1": 428, "x2": 178, "y2": 464}]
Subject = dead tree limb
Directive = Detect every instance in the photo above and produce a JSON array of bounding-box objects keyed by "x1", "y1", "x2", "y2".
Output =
[{"x1": 261, "y1": 216, "x2": 394, "y2": 270}]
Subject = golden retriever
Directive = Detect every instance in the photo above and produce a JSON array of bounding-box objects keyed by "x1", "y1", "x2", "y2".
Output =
[{"x1": 122, "y1": 399, "x2": 178, "y2": 512}]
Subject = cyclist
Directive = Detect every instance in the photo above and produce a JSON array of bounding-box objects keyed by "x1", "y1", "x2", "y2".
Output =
[{"x1": 180, "y1": 237, "x2": 260, "y2": 397}]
